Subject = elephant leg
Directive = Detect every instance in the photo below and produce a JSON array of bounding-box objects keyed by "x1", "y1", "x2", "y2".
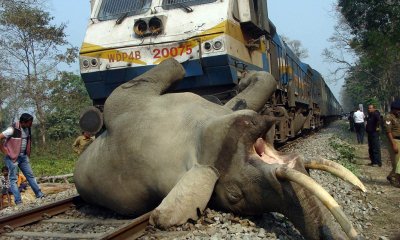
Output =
[
  {"x1": 103, "y1": 58, "x2": 186, "y2": 126},
  {"x1": 114, "y1": 58, "x2": 185, "y2": 97},
  {"x1": 225, "y1": 71, "x2": 277, "y2": 112},
  {"x1": 149, "y1": 165, "x2": 219, "y2": 229}
]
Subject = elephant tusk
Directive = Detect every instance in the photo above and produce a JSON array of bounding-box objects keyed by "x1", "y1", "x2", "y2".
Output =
[
  {"x1": 303, "y1": 157, "x2": 366, "y2": 192},
  {"x1": 275, "y1": 167, "x2": 359, "y2": 240}
]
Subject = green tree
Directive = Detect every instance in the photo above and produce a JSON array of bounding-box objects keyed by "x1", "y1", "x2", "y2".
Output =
[
  {"x1": 0, "y1": 1, "x2": 78, "y2": 144},
  {"x1": 325, "y1": 1, "x2": 400, "y2": 111},
  {"x1": 0, "y1": 76, "x2": 27, "y2": 129},
  {"x1": 338, "y1": 0, "x2": 400, "y2": 46},
  {"x1": 46, "y1": 72, "x2": 91, "y2": 140},
  {"x1": 338, "y1": 0, "x2": 400, "y2": 109}
]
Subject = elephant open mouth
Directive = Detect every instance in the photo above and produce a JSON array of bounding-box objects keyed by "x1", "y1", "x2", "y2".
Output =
[{"x1": 251, "y1": 137, "x2": 366, "y2": 239}]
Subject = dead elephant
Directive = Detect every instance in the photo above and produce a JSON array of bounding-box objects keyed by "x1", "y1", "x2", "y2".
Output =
[{"x1": 74, "y1": 58, "x2": 365, "y2": 240}]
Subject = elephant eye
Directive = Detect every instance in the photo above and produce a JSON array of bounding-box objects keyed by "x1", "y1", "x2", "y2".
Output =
[
  {"x1": 226, "y1": 184, "x2": 243, "y2": 204},
  {"x1": 228, "y1": 192, "x2": 242, "y2": 204}
]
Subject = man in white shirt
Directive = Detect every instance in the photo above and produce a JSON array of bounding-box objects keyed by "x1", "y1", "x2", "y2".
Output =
[{"x1": 353, "y1": 108, "x2": 366, "y2": 144}]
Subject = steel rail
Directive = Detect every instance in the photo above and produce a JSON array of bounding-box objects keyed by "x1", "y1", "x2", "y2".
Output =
[
  {"x1": 0, "y1": 194, "x2": 152, "y2": 239},
  {"x1": 0, "y1": 195, "x2": 83, "y2": 233},
  {"x1": 100, "y1": 211, "x2": 151, "y2": 240}
]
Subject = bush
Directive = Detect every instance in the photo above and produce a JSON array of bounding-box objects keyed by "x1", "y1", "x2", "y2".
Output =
[
  {"x1": 30, "y1": 137, "x2": 78, "y2": 177},
  {"x1": 328, "y1": 137, "x2": 359, "y2": 174}
]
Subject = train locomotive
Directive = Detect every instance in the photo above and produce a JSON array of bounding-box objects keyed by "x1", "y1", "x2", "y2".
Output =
[{"x1": 79, "y1": 0, "x2": 342, "y2": 143}]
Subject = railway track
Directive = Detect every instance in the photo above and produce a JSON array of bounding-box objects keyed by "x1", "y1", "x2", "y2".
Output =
[
  {"x1": 0, "y1": 130, "x2": 319, "y2": 240},
  {"x1": 276, "y1": 131, "x2": 315, "y2": 151},
  {"x1": 0, "y1": 195, "x2": 151, "y2": 239}
]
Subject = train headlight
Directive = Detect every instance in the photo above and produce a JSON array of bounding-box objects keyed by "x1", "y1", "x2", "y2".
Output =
[
  {"x1": 82, "y1": 59, "x2": 90, "y2": 68},
  {"x1": 204, "y1": 42, "x2": 212, "y2": 51},
  {"x1": 90, "y1": 58, "x2": 98, "y2": 67},
  {"x1": 134, "y1": 19, "x2": 147, "y2": 36},
  {"x1": 149, "y1": 17, "x2": 163, "y2": 35},
  {"x1": 213, "y1": 40, "x2": 223, "y2": 50}
]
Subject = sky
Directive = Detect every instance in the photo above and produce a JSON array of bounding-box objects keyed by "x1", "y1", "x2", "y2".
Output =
[
  {"x1": 48, "y1": 0, "x2": 343, "y2": 100},
  {"x1": 47, "y1": 0, "x2": 90, "y2": 72}
]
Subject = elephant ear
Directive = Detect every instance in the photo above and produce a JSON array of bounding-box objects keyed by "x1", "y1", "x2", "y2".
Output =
[{"x1": 149, "y1": 165, "x2": 219, "y2": 229}]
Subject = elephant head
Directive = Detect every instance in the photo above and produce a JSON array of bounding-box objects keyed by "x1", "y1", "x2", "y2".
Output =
[{"x1": 74, "y1": 58, "x2": 365, "y2": 240}]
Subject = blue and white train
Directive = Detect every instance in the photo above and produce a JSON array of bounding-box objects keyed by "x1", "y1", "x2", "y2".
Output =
[{"x1": 79, "y1": 0, "x2": 342, "y2": 143}]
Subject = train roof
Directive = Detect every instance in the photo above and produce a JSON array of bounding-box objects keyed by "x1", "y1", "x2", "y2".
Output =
[{"x1": 299, "y1": 62, "x2": 312, "y2": 75}]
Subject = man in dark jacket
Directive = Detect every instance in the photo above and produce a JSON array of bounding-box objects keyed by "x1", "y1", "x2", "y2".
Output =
[
  {"x1": 348, "y1": 111, "x2": 355, "y2": 132},
  {"x1": 366, "y1": 104, "x2": 382, "y2": 167}
]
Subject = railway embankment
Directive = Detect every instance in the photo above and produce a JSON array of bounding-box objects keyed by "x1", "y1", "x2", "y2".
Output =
[
  {"x1": 0, "y1": 119, "x2": 398, "y2": 239},
  {"x1": 284, "y1": 120, "x2": 400, "y2": 240}
]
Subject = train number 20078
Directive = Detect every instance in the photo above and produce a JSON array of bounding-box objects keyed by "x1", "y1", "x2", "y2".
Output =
[{"x1": 152, "y1": 46, "x2": 192, "y2": 58}]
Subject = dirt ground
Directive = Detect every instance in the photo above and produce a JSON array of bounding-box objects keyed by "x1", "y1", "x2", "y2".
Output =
[
  {"x1": 349, "y1": 134, "x2": 400, "y2": 239},
  {"x1": 0, "y1": 183, "x2": 74, "y2": 209}
]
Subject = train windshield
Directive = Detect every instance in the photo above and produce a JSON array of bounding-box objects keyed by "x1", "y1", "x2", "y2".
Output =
[
  {"x1": 97, "y1": 0, "x2": 152, "y2": 21},
  {"x1": 161, "y1": 0, "x2": 217, "y2": 10}
]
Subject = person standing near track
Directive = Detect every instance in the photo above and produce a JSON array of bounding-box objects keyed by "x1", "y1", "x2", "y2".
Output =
[
  {"x1": 348, "y1": 111, "x2": 355, "y2": 132},
  {"x1": 366, "y1": 104, "x2": 382, "y2": 167},
  {"x1": 0, "y1": 113, "x2": 45, "y2": 204},
  {"x1": 353, "y1": 107, "x2": 366, "y2": 144},
  {"x1": 385, "y1": 100, "x2": 400, "y2": 187}
]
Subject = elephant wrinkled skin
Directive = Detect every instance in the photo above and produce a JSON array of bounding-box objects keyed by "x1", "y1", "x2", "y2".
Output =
[{"x1": 74, "y1": 58, "x2": 364, "y2": 240}]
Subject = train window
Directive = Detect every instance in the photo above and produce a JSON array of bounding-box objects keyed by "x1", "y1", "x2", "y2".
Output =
[
  {"x1": 97, "y1": 0, "x2": 151, "y2": 21},
  {"x1": 161, "y1": 0, "x2": 217, "y2": 10}
]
